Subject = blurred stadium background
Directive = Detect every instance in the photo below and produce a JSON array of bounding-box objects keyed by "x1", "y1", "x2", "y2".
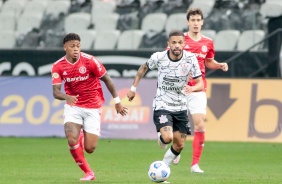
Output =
[{"x1": 0, "y1": 0, "x2": 282, "y2": 143}]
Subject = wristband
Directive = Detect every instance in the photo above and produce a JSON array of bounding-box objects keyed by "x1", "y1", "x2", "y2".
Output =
[
  {"x1": 130, "y1": 85, "x2": 137, "y2": 92},
  {"x1": 113, "y1": 96, "x2": 121, "y2": 104}
]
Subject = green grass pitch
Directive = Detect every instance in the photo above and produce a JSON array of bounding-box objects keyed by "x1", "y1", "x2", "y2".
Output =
[{"x1": 1, "y1": 138, "x2": 282, "y2": 184}]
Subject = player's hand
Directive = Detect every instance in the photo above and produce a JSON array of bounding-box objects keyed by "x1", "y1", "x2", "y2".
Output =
[
  {"x1": 220, "y1": 63, "x2": 228, "y2": 72},
  {"x1": 127, "y1": 90, "x2": 135, "y2": 102},
  {"x1": 65, "y1": 95, "x2": 79, "y2": 106},
  {"x1": 115, "y1": 103, "x2": 128, "y2": 116},
  {"x1": 181, "y1": 85, "x2": 193, "y2": 95}
]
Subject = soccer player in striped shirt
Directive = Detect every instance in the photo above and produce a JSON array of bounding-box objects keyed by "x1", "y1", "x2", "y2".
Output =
[{"x1": 51, "y1": 33, "x2": 128, "y2": 181}]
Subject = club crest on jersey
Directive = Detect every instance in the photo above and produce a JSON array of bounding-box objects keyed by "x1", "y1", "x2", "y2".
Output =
[
  {"x1": 79, "y1": 66, "x2": 86, "y2": 74},
  {"x1": 180, "y1": 63, "x2": 188, "y2": 74},
  {"x1": 201, "y1": 45, "x2": 207, "y2": 52},
  {"x1": 159, "y1": 115, "x2": 168, "y2": 124}
]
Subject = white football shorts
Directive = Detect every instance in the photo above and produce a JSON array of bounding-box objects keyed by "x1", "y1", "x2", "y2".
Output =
[
  {"x1": 63, "y1": 104, "x2": 102, "y2": 136},
  {"x1": 186, "y1": 92, "x2": 207, "y2": 115}
]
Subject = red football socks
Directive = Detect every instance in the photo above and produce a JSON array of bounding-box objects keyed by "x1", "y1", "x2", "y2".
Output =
[
  {"x1": 69, "y1": 142, "x2": 92, "y2": 173},
  {"x1": 192, "y1": 131, "x2": 205, "y2": 166}
]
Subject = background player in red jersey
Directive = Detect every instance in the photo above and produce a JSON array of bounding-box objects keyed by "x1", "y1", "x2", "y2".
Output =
[
  {"x1": 51, "y1": 33, "x2": 128, "y2": 181},
  {"x1": 172, "y1": 8, "x2": 229, "y2": 173}
]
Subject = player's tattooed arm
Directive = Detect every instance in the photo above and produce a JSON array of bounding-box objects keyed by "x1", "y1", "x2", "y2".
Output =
[
  {"x1": 127, "y1": 63, "x2": 148, "y2": 102},
  {"x1": 133, "y1": 63, "x2": 148, "y2": 87}
]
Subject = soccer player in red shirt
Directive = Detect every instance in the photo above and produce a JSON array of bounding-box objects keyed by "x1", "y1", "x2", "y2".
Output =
[
  {"x1": 171, "y1": 8, "x2": 229, "y2": 173},
  {"x1": 51, "y1": 33, "x2": 128, "y2": 181}
]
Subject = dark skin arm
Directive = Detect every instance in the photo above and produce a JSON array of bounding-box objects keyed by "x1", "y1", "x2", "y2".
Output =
[
  {"x1": 127, "y1": 63, "x2": 148, "y2": 102},
  {"x1": 52, "y1": 84, "x2": 78, "y2": 106},
  {"x1": 100, "y1": 73, "x2": 128, "y2": 116}
]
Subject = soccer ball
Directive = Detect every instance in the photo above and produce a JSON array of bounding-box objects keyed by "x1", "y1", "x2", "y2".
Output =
[{"x1": 148, "y1": 161, "x2": 170, "y2": 182}]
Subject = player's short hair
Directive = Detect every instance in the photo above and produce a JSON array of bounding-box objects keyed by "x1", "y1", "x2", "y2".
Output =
[
  {"x1": 168, "y1": 30, "x2": 184, "y2": 38},
  {"x1": 186, "y1": 8, "x2": 204, "y2": 20},
  {"x1": 63, "y1": 33, "x2": 81, "y2": 44}
]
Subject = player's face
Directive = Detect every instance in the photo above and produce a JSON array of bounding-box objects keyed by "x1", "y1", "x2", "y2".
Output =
[
  {"x1": 64, "y1": 40, "x2": 81, "y2": 61},
  {"x1": 187, "y1": 14, "x2": 203, "y2": 34},
  {"x1": 168, "y1": 36, "x2": 185, "y2": 59}
]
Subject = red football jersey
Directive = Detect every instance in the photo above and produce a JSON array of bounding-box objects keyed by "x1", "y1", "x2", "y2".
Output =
[
  {"x1": 184, "y1": 32, "x2": 215, "y2": 91},
  {"x1": 52, "y1": 52, "x2": 107, "y2": 108}
]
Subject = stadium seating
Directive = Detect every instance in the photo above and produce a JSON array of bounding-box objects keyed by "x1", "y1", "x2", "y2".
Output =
[
  {"x1": 237, "y1": 30, "x2": 265, "y2": 51},
  {"x1": 91, "y1": 0, "x2": 116, "y2": 14},
  {"x1": 214, "y1": 30, "x2": 240, "y2": 51},
  {"x1": 201, "y1": 29, "x2": 216, "y2": 40},
  {"x1": 0, "y1": 0, "x2": 269, "y2": 50},
  {"x1": 17, "y1": 12, "x2": 43, "y2": 34},
  {"x1": 22, "y1": 0, "x2": 47, "y2": 15},
  {"x1": 93, "y1": 13, "x2": 120, "y2": 31},
  {"x1": 64, "y1": 12, "x2": 91, "y2": 33},
  {"x1": 0, "y1": 12, "x2": 16, "y2": 31},
  {"x1": 165, "y1": 13, "x2": 187, "y2": 34},
  {"x1": 189, "y1": 0, "x2": 216, "y2": 18},
  {"x1": 76, "y1": 29, "x2": 96, "y2": 50},
  {"x1": 260, "y1": 0, "x2": 282, "y2": 18},
  {"x1": 94, "y1": 30, "x2": 121, "y2": 50},
  {"x1": 1, "y1": 0, "x2": 27, "y2": 18},
  {"x1": 117, "y1": 30, "x2": 145, "y2": 50},
  {"x1": 141, "y1": 13, "x2": 167, "y2": 33},
  {"x1": 45, "y1": 0, "x2": 71, "y2": 18},
  {"x1": 0, "y1": 30, "x2": 16, "y2": 49}
]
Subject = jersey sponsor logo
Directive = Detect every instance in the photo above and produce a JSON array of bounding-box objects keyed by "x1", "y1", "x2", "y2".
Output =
[
  {"x1": 52, "y1": 72, "x2": 59, "y2": 79},
  {"x1": 159, "y1": 115, "x2": 168, "y2": 124},
  {"x1": 166, "y1": 102, "x2": 187, "y2": 106},
  {"x1": 194, "y1": 52, "x2": 207, "y2": 59},
  {"x1": 163, "y1": 77, "x2": 179, "y2": 82},
  {"x1": 79, "y1": 66, "x2": 86, "y2": 74},
  {"x1": 162, "y1": 85, "x2": 183, "y2": 91},
  {"x1": 201, "y1": 45, "x2": 208, "y2": 52},
  {"x1": 64, "y1": 74, "x2": 89, "y2": 82}
]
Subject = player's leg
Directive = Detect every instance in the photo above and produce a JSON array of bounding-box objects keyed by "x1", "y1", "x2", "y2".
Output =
[
  {"x1": 171, "y1": 110, "x2": 190, "y2": 165},
  {"x1": 154, "y1": 110, "x2": 173, "y2": 149},
  {"x1": 163, "y1": 131, "x2": 187, "y2": 166},
  {"x1": 189, "y1": 92, "x2": 207, "y2": 173},
  {"x1": 64, "y1": 105, "x2": 94, "y2": 180},
  {"x1": 79, "y1": 129, "x2": 84, "y2": 150},
  {"x1": 79, "y1": 107, "x2": 102, "y2": 180}
]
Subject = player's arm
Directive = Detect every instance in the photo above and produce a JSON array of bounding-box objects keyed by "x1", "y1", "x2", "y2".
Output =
[
  {"x1": 183, "y1": 76, "x2": 203, "y2": 94},
  {"x1": 100, "y1": 73, "x2": 119, "y2": 98},
  {"x1": 205, "y1": 58, "x2": 228, "y2": 71},
  {"x1": 127, "y1": 63, "x2": 148, "y2": 101},
  {"x1": 193, "y1": 76, "x2": 204, "y2": 91},
  {"x1": 100, "y1": 73, "x2": 128, "y2": 116},
  {"x1": 52, "y1": 84, "x2": 78, "y2": 106}
]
